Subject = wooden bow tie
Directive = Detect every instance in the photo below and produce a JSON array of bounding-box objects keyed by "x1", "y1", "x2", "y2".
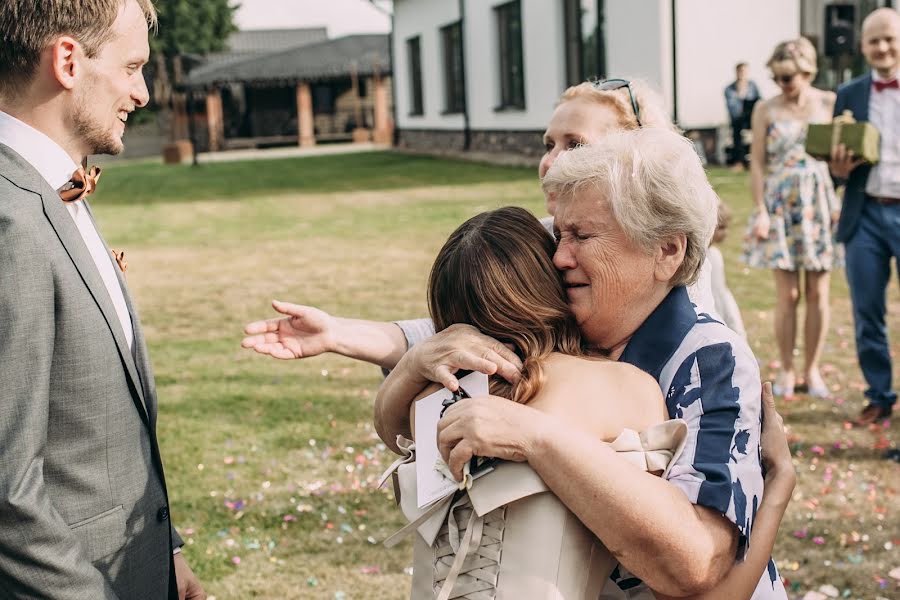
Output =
[{"x1": 59, "y1": 165, "x2": 102, "y2": 203}]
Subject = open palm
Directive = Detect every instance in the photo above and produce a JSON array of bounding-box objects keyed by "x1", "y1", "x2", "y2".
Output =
[{"x1": 241, "y1": 301, "x2": 336, "y2": 360}]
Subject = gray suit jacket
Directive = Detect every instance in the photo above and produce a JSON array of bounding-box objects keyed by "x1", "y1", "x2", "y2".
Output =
[{"x1": 0, "y1": 144, "x2": 182, "y2": 599}]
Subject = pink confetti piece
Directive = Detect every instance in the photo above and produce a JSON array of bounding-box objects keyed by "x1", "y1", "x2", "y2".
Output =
[
  {"x1": 231, "y1": 556, "x2": 241, "y2": 565},
  {"x1": 813, "y1": 536, "x2": 826, "y2": 545}
]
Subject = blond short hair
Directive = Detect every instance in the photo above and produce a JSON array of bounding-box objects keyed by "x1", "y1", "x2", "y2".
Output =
[
  {"x1": 0, "y1": 0, "x2": 157, "y2": 97},
  {"x1": 541, "y1": 128, "x2": 718, "y2": 287},
  {"x1": 766, "y1": 38, "x2": 818, "y2": 78},
  {"x1": 559, "y1": 79, "x2": 678, "y2": 133}
]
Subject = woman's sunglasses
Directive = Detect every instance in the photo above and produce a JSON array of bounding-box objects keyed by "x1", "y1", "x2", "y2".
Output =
[
  {"x1": 772, "y1": 72, "x2": 807, "y2": 85},
  {"x1": 592, "y1": 78, "x2": 642, "y2": 127}
]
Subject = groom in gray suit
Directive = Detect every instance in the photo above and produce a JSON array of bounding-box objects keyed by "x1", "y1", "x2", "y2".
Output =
[{"x1": 0, "y1": 1, "x2": 205, "y2": 598}]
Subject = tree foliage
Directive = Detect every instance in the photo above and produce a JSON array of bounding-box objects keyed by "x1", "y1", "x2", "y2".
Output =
[{"x1": 150, "y1": 0, "x2": 239, "y2": 61}]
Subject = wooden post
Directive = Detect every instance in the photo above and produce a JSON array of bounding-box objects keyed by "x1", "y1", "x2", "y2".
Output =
[
  {"x1": 372, "y1": 71, "x2": 391, "y2": 145},
  {"x1": 350, "y1": 64, "x2": 370, "y2": 143},
  {"x1": 296, "y1": 81, "x2": 315, "y2": 147},
  {"x1": 205, "y1": 89, "x2": 225, "y2": 152}
]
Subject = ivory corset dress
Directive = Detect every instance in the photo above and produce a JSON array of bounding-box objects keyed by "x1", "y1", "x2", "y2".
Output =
[{"x1": 381, "y1": 420, "x2": 688, "y2": 600}]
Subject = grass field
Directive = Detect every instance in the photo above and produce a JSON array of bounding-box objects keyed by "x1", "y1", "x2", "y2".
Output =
[{"x1": 90, "y1": 151, "x2": 898, "y2": 599}]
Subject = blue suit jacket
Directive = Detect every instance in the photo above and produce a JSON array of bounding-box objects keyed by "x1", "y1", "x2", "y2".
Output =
[{"x1": 833, "y1": 73, "x2": 873, "y2": 242}]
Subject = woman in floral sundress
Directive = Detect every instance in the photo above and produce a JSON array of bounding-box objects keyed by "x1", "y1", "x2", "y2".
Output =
[{"x1": 743, "y1": 38, "x2": 841, "y2": 399}]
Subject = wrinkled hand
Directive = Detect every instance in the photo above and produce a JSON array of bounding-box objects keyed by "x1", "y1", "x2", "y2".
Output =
[
  {"x1": 174, "y1": 552, "x2": 207, "y2": 600},
  {"x1": 828, "y1": 143, "x2": 865, "y2": 180},
  {"x1": 752, "y1": 210, "x2": 770, "y2": 241},
  {"x1": 408, "y1": 323, "x2": 522, "y2": 391},
  {"x1": 760, "y1": 382, "x2": 796, "y2": 496},
  {"x1": 241, "y1": 301, "x2": 336, "y2": 360},
  {"x1": 437, "y1": 396, "x2": 548, "y2": 481}
]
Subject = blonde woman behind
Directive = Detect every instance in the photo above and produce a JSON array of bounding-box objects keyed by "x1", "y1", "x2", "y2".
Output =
[{"x1": 742, "y1": 38, "x2": 841, "y2": 399}]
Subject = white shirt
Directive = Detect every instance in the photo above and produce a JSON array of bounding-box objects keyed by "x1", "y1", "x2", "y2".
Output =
[
  {"x1": 866, "y1": 68, "x2": 900, "y2": 199},
  {"x1": 0, "y1": 110, "x2": 134, "y2": 348}
]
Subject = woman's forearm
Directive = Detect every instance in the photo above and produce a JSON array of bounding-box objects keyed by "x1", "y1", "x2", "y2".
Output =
[
  {"x1": 657, "y1": 469, "x2": 794, "y2": 600},
  {"x1": 750, "y1": 162, "x2": 766, "y2": 210},
  {"x1": 331, "y1": 318, "x2": 409, "y2": 370},
  {"x1": 748, "y1": 104, "x2": 768, "y2": 211},
  {"x1": 527, "y1": 420, "x2": 737, "y2": 597},
  {"x1": 374, "y1": 350, "x2": 429, "y2": 453}
]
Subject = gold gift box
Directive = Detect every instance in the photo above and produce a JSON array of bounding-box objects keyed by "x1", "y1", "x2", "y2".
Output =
[{"x1": 805, "y1": 111, "x2": 880, "y2": 164}]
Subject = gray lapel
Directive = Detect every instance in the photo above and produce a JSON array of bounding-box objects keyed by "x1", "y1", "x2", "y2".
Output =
[{"x1": 0, "y1": 144, "x2": 150, "y2": 425}]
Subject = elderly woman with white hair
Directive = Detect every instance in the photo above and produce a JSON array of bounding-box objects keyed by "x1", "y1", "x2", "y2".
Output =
[{"x1": 375, "y1": 127, "x2": 787, "y2": 600}]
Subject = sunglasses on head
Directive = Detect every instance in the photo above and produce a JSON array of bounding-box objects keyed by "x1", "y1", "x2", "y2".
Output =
[{"x1": 592, "y1": 78, "x2": 642, "y2": 127}]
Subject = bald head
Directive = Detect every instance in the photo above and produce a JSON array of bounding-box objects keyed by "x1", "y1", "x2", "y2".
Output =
[
  {"x1": 861, "y1": 8, "x2": 900, "y2": 78},
  {"x1": 863, "y1": 7, "x2": 900, "y2": 31}
]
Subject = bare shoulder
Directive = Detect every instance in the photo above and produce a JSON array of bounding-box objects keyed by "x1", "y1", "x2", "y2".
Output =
[
  {"x1": 534, "y1": 354, "x2": 666, "y2": 438},
  {"x1": 819, "y1": 89, "x2": 837, "y2": 110},
  {"x1": 751, "y1": 97, "x2": 773, "y2": 126},
  {"x1": 540, "y1": 354, "x2": 662, "y2": 405}
]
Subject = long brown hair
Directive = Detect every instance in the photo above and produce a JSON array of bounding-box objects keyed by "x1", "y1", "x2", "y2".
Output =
[{"x1": 428, "y1": 206, "x2": 585, "y2": 404}]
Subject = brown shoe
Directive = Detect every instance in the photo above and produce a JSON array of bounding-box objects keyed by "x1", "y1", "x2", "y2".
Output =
[{"x1": 855, "y1": 403, "x2": 893, "y2": 426}]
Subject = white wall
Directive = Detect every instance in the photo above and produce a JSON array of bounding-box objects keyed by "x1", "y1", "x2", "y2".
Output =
[
  {"x1": 675, "y1": 0, "x2": 800, "y2": 128},
  {"x1": 392, "y1": 0, "x2": 463, "y2": 130},
  {"x1": 605, "y1": 0, "x2": 673, "y2": 117},
  {"x1": 393, "y1": 0, "x2": 801, "y2": 134},
  {"x1": 464, "y1": 0, "x2": 567, "y2": 130}
]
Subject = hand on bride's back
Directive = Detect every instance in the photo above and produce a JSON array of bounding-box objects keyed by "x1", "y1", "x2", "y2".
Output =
[{"x1": 409, "y1": 323, "x2": 523, "y2": 392}]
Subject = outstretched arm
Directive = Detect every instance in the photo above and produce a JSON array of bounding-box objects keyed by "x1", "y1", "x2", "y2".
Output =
[
  {"x1": 656, "y1": 382, "x2": 795, "y2": 600},
  {"x1": 241, "y1": 300, "x2": 409, "y2": 370}
]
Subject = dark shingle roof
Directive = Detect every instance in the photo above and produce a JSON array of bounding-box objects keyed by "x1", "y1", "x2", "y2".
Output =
[
  {"x1": 225, "y1": 28, "x2": 328, "y2": 53},
  {"x1": 194, "y1": 27, "x2": 329, "y2": 74},
  {"x1": 186, "y1": 34, "x2": 390, "y2": 87}
]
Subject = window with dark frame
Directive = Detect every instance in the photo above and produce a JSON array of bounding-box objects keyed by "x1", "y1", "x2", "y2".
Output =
[
  {"x1": 440, "y1": 21, "x2": 465, "y2": 114},
  {"x1": 406, "y1": 36, "x2": 424, "y2": 115},
  {"x1": 495, "y1": 0, "x2": 525, "y2": 109},
  {"x1": 563, "y1": 0, "x2": 607, "y2": 87}
]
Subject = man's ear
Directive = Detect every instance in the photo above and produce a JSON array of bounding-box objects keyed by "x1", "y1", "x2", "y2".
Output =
[
  {"x1": 50, "y1": 37, "x2": 81, "y2": 91},
  {"x1": 653, "y1": 234, "x2": 687, "y2": 283}
]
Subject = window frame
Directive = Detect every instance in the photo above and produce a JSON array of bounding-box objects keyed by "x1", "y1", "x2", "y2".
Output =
[
  {"x1": 440, "y1": 20, "x2": 466, "y2": 115},
  {"x1": 494, "y1": 0, "x2": 526, "y2": 111},
  {"x1": 406, "y1": 35, "x2": 424, "y2": 116},
  {"x1": 563, "y1": 0, "x2": 607, "y2": 87}
]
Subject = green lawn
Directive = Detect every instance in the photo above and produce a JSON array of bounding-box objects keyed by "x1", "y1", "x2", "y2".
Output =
[{"x1": 90, "y1": 151, "x2": 898, "y2": 599}]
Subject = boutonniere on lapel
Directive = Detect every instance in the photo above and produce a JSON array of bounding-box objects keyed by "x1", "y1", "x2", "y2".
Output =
[{"x1": 110, "y1": 249, "x2": 128, "y2": 273}]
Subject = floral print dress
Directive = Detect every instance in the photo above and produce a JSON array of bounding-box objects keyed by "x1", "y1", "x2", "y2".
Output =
[{"x1": 742, "y1": 118, "x2": 842, "y2": 271}]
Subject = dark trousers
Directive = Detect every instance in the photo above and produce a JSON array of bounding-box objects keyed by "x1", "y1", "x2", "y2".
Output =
[
  {"x1": 729, "y1": 120, "x2": 748, "y2": 166},
  {"x1": 845, "y1": 200, "x2": 900, "y2": 408}
]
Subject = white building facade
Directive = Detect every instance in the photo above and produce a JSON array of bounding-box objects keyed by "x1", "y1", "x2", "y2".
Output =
[{"x1": 391, "y1": 0, "x2": 801, "y2": 161}]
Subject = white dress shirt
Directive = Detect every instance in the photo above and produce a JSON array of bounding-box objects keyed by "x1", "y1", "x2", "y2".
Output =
[
  {"x1": 0, "y1": 110, "x2": 133, "y2": 348},
  {"x1": 866, "y1": 68, "x2": 900, "y2": 200}
]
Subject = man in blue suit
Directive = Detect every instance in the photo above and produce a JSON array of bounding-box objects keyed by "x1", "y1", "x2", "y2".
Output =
[{"x1": 830, "y1": 8, "x2": 900, "y2": 426}]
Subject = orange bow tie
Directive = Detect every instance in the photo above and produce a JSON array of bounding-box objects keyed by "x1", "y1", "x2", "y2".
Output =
[{"x1": 59, "y1": 165, "x2": 102, "y2": 202}]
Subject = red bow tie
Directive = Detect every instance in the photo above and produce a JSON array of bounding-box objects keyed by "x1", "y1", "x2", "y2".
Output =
[{"x1": 873, "y1": 78, "x2": 899, "y2": 92}]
